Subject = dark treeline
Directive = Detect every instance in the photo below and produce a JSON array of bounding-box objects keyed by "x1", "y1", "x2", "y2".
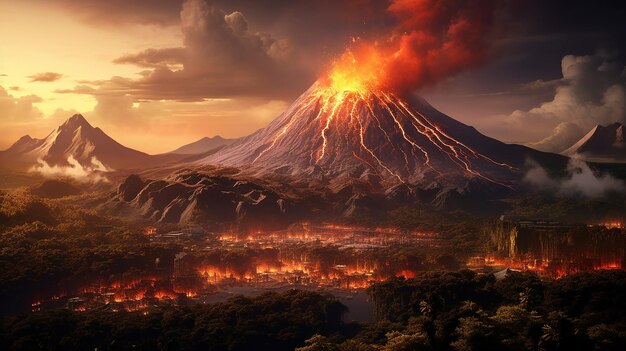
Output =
[
  {"x1": 1, "y1": 270, "x2": 624, "y2": 350},
  {"x1": 354, "y1": 270, "x2": 626, "y2": 351},
  {"x1": 0, "y1": 290, "x2": 346, "y2": 351}
]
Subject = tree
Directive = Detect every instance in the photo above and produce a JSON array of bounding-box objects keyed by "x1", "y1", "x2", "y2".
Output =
[
  {"x1": 381, "y1": 331, "x2": 432, "y2": 351},
  {"x1": 296, "y1": 335, "x2": 340, "y2": 351}
]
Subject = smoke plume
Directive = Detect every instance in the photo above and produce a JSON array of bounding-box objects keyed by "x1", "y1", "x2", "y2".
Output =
[
  {"x1": 524, "y1": 159, "x2": 624, "y2": 198},
  {"x1": 327, "y1": 0, "x2": 497, "y2": 94},
  {"x1": 30, "y1": 156, "x2": 112, "y2": 183},
  {"x1": 384, "y1": 0, "x2": 496, "y2": 93}
]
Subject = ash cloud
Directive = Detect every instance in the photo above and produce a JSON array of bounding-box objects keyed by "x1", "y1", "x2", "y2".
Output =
[
  {"x1": 524, "y1": 159, "x2": 624, "y2": 198},
  {"x1": 526, "y1": 122, "x2": 584, "y2": 153},
  {"x1": 29, "y1": 156, "x2": 112, "y2": 183}
]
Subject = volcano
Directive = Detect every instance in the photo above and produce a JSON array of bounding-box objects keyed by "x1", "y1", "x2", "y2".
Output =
[{"x1": 201, "y1": 82, "x2": 564, "y2": 191}]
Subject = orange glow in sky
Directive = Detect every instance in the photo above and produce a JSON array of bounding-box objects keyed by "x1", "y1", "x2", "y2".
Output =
[{"x1": 0, "y1": 1, "x2": 288, "y2": 154}]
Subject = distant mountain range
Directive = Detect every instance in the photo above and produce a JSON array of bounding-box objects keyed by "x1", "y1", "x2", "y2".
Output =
[
  {"x1": 562, "y1": 122, "x2": 626, "y2": 162},
  {"x1": 4, "y1": 95, "x2": 623, "y2": 224},
  {"x1": 0, "y1": 114, "x2": 185, "y2": 170}
]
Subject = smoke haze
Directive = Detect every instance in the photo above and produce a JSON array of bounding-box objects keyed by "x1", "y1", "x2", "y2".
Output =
[{"x1": 524, "y1": 159, "x2": 624, "y2": 198}]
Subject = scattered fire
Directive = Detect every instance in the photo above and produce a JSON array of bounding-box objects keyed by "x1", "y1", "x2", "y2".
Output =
[
  {"x1": 600, "y1": 221, "x2": 624, "y2": 229},
  {"x1": 144, "y1": 226, "x2": 157, "y2": 235},
  {"x1": 31, "y1": 224, "x2": 442, "y2": 314},
  {"x1": 396, "y1": 270, "x2": 416, "y2": 279},
  {"x1": 467, "y1": 255, "x2": 623, "y2": 279}
]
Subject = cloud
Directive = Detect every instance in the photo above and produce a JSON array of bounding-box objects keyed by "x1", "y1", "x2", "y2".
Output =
[
  {"x1": 29, "y1": 156, "x2": 112, "y2": 183},
  {"x1": 113, "y1": 48, "x2": 186, "y2": 69},
  {"x1": 0, "y1": 85, "x2": 44, "y2": 122},
  {"x1": 383, "y1": 0, "x2": 498, "y2": 93},
  {"x1": 524, "y1": 159, "x2": 624, "y2": 198},
  {"x1": 0, "y1": 85, "x2": 68, "y2": 151},
  {"x1": 504, "y1": 53, "x2": 626, "y2": 150},
  {"x1": 83, "y1": 0, "x2": 305, "y2": 101},
  {"x1": 28, "y1": 72, "x2": 63, "y2": 82},
  {"x1": 526, "y1": 122, "x2": 584, "y2": 153}
]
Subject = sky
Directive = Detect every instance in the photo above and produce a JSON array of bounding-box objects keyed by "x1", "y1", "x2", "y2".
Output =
[{"x1": 1, "y1": 0, "x2": 625, "y2": 154}]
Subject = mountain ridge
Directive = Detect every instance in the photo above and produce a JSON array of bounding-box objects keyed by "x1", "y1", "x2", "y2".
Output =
[
  {"x1": 167, "y1": 135, "x2": 235, "y2": 155},
  {"x1": 0, "y1": 114, "x2": 186, "y2": 170}
]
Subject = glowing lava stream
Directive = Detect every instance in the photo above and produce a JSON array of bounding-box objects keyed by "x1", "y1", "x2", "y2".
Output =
[{"x1": 251, "y1": 83, "x2": 515, "y2": 188}]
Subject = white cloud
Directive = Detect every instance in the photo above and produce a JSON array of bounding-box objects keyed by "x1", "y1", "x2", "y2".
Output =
[
  {"x1": 29, "y1": 156, "x2": 112, "y2": 183},
  {"x1": 526, "y1": 122, "x2": 583, "y2": 153},
  {"x1": 524, "y1": 159, "x2": 624, "y2": 198}
]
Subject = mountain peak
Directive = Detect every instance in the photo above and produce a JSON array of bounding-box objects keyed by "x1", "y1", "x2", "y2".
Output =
[
  {"x1": 17, "y1": 135, "x2": 33, "y2": 142},
  {"x1": 61, "y1": 114, "x2": 92, "y2": 130},
  {"x1": 562, "y1": 122, "x2": 626, "y2": 162}
]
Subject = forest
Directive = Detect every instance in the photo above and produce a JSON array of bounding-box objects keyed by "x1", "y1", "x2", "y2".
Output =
[
  {"x1": 1, "y1": 192, "x2": 625, "y2": 350},
  {"x1": 1, "y1": 270, "x2": 624, "y2": 350}
]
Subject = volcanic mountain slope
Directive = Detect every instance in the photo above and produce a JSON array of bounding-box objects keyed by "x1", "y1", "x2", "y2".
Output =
[
  {"x1": 0, "y1": 114, "x2": 185, "y2": 170},
  {"x1": 167, "y1": 136, "x2": 235, "y2": 155},
  {"x1": 562, "y1": 123, "x2": 626, "y2": 162},
  {"x1": 112, "y1": 171, "x2": 302, "y2": 230},
  {"x1": 201, "y1": 82, "x2": 566, "y2": 191}
]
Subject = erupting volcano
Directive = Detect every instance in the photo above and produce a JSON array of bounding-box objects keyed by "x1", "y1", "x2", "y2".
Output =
[
  {"x1": 200, "y1": 0, "x2": 565, "y2": 192},
  {"x1": 201, "y1": 52, "x2": 559, "y2": 191}
]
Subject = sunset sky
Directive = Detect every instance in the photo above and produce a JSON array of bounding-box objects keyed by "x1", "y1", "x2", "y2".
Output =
[{"x1": 1, "y1": 0, "x2": 625, "y2": 154}]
